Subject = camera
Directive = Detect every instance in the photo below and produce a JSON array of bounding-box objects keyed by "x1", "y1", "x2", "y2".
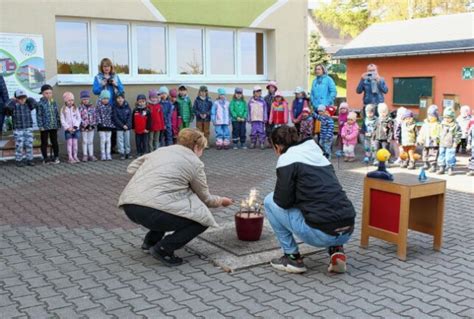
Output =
[
  {"x1": 107, "y1": 78, "x2": 114, "y2": 85},
  {"x1": 367, "y1": 72, "x2": 374, "y2": 77}
]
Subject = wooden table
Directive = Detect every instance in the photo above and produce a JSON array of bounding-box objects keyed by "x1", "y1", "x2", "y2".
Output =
[{"x1": 360, "y1": 173, "x2": 446, "y2": 260}]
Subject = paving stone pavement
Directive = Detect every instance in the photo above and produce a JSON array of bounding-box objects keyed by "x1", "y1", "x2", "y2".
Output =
[{"x1": 1, "y1": 148, "x2": 473, "y2": 318}]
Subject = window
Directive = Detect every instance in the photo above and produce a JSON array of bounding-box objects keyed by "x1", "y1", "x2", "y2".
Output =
[
  {"x1": 175, "y1": 28, "x2": 203, "y2": 75},
  {"x1": 393, "y1": 77, "x2": 433, "y2": 105},
  {"x1": 56, "y1": 21, "x2": 89, "y2": 74},
  {"x1": 240, "y1": 32, "x2": 264, "y2": 75},
  {"x1": 209, "y1": 30, "x2": 235, "y2": 75},
  {"x1": 96, "y1": 24, "x2": 129, "y2": 74},
  {"x1": 136, "y1": 26, "x2": 166, "y2": 74},
  {"x1": 56, "y1": 19, "x2": 267, "y2": 82}
]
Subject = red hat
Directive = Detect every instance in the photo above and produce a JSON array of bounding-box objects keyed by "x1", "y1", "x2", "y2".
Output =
[
  {"x1": 169, "y1": 88, "x2": 178, "y2": 98},
  {"x1": 326, "y1": 106, "x2": 337, "y2": 116}
]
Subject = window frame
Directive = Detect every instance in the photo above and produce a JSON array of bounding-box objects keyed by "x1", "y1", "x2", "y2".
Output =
[{"x1": 55, "y1": 19, "x2": 268, "y2": 85}]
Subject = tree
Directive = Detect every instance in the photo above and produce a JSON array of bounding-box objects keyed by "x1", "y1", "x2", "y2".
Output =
[
  {"x1": 314, "y1": 0, "x2": 472, "y2": 37},
  {"x1": 308, "y1": 32, "x2": 330, "y2": 73}
]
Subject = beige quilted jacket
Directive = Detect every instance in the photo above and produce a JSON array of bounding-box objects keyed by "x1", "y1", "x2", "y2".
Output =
[{"x1": 118, "y1": 145, "x2": 222, "y2": 227}]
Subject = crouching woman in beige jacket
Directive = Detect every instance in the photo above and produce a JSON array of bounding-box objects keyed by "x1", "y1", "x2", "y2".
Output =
[{"x1": 118, "y1": 128, "x2": 232, "y2": 266}]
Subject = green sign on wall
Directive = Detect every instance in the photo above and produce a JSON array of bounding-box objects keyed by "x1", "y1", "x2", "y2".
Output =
[{"x1": 462, "y1": 67, "x2": 473, "y2": 80}]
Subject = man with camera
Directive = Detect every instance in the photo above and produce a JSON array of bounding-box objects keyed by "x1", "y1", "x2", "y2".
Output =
[{"x1": 356, "y1": 64, "x2": 388, "y2": 117}]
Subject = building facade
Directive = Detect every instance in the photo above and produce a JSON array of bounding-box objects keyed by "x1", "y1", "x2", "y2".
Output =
[
  {"x1": 0, "y1": 0, "x2": 309, "y2": 100},
  {"x1": 335, "y1": 13, "x2": 474, "y2": 112}
]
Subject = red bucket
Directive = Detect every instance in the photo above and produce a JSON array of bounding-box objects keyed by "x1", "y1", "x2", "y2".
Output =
[{"x1": 235, "y1": 211, "x2": 264, "y2": 241}]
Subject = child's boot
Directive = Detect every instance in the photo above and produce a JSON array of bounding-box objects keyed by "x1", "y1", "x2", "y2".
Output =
[
  {"x1": 423, "y1": 161, "x2": 430, "y2": 170},
  {"x1": 233, "y1": 142, "x2": 239, "y2": 150},
  {"x1": 447, "y1": 167, "x2": 454, "y2": 176},
  {"x1": 437, "y1": 166, "x2": 445, "y2": 175},
  {"x1": 101, "y1": 152, "x2": 106, "y2": 161},
  {"x1": 260, "y1": 142, "x2": 266, "y2": 150},
  {"x1": 408, "y1": 160, "x2": 416, "y2": 170},
  {"x1": 250, "y1": 142, "x2": 256, "y2": 149},
  {"x1": 467, "y1": 170, "x2": 474, "y2": 176},
  {"x1": 241, "y1": 142, "x2": 247, "y2": 150},
  {"x1": 428, "y1": 163, "x2": 437, "y2": 173},
  {"x1": 401, "y1": 160, "x2": 408, "y2": 168}
]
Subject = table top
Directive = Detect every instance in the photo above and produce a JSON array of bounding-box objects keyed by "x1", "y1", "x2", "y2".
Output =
[{"x1": 366, "y1": 173, "x2": 446, "y2": 187}]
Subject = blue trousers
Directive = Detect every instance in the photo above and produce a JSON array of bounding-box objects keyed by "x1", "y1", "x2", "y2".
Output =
[
  {"x1": 437, "y1": 147, "x2": 456, "y2": 168},
  {"x1": 215, "y1": 124, "x2": 230, "y2": 146},
  {"x1": 264, "y1": 193, "x2": 351, "y2": 255},
  {"x1": 232, "y1": 121, "x2": 246, "y2": 144}
]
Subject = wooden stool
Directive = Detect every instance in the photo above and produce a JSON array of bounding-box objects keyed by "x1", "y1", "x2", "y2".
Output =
[{"x1": 360, "y1": 173, "x2": 446, "y2": 260}]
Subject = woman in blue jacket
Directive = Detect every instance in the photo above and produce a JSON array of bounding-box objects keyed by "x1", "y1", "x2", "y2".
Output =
[
  {"x1": 92, "y1": 58, "x2": 124, "y2": 154},
  {"x1": 310, "y1": 64, "x2": 337, "y2": 107}
]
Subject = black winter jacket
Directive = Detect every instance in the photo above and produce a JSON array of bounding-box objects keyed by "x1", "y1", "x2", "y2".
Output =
[{"x1": 273, "y1": 139, "x2": 356, "y2": 234}]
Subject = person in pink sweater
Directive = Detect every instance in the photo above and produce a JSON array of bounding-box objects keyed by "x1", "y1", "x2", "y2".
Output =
[
  {"x1": 60, "y1": 92, "x2": 82, "y2": 163},
  {"x1": 341, "y1": 111, "x2": 359, "y2": 162}
]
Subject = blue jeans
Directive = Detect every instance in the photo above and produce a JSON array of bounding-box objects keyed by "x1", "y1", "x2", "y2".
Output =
[
  {"x1": 320, "y1": 139, "x2": 333, "y2": 160},
  {"x1": 64, "y1": 130, "x2": 80, "y2": 139},
  {"x1": 437, "y1": 147, "x2": 456, "y2": 168},
  {"x1": 116, "y1": 130, "x2": 131, "y2": 155},
  {"x1": 264, "y1": 193, "x2": 352, "y2": 255}
]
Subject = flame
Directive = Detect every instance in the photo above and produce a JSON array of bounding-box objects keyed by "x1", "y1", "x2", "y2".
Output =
[{"x1": 241, "y1": 188, "x2": 260, "y2": 211}]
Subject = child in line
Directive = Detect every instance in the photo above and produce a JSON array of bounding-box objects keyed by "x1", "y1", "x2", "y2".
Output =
[
  {"x1": 299, "y1": 104, "x2": 314, "y2": 139},
  {"x1": 417, "y1": 105, "x2": 441, "y2": 172},
  {"x1": 363, "y1": 104, "x2": 377, "y2": 163},
  {"x1": 341, "y1": 111, "x2": 359, "y2": 162},
  {"x1": 79, "y1": 90, "x2": 98, "y2": 162},
  {"x1": 373, "y1": 103, "x2": 393, "y2": 165},
  {"x1": 169, "y1": 89, "x2": 181, "y2": 144},
  {"x1": 336, "y1": 102, "x2": 349, "y2": 151},
  {"x1": 159, "y1": 86, "x2": 173, "y2": 146},
  {"x1": 133, "y1": 94, "x2": 151, "y2": 156},
  {"x1": 177, "y1": 85, "x2": 193, "y2": 129},
  {"x1": 456, "y1": 105, "x2": 471, "y2": 153},
  {"x1": 193, "y1": 86, "x2": 213, "y2": 147},
  {"x1": 211, "y1": 88, "x2": 231, "y2": 150},
  {"x1": 113, "y1": 93, "x2": 132, "y2": 160},
  {"x1": 36, "y1": 84, "x2": 60, "y2": 164},
  {"x1": 147, "y1": 89, "x2": 164, "y2": 151},
  {"x1": 437, "y1": 108, "x2": 461, "y2": 175},
  {"x1": 268, "y1": 91, "x2": 288, "y2": 129},
  {"x1": 96, "y1": 90, "x2": 115, "y2": 161},
  {"x1": 248, "y1": 86, "x2": 268, "y2": 150},
  {"x1": 313, "y1": 105, "x2": 334, "y2": 160},
  {"x1": 230, "y1": 87, "x2": 248, "y2": 149},
  {"x1": 5, "y1": 89, "x2": 36, "y2": 167},
  {"x1": 290, "y1": 87, "x2": 308, "y2": 133},
  {"x1": 391, "y1": 106, "x2": 407, "y2": 165},
  {"x1": 60, "y1": 92, "x2": 82, "y2": 164},
  {"x1": 264, "y1": 81, "x2": 278, "y2": 144},
  {"x1": 397, "y1": 110, "x2": 417, "y2": 169},
  {"x1": 466, "y1": 117, "x2": 474, "y2": 176}
]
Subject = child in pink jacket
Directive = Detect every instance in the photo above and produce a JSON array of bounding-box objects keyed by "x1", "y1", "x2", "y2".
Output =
[
  {"x1": 60, "y1": 92, "x2": 82, "y2": 163},
  {"x1": 341, "y1": 111, "x2": 359, "y2": 162}
]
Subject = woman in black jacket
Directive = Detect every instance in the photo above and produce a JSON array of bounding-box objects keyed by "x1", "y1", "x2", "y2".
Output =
[{"x1": 265, "y1": 126, "x2": 356, "y2": 274}]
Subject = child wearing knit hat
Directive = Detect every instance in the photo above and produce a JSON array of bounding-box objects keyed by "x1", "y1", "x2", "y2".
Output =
[
  {"x1": 193, "y1": 86, "x2": 213, "y2": 147},
  {"x1": 299, "y1": 104, "x2": 314, "y2": 139},
  {"x1": 373, "y1": 103, "x2": 393, "y2": 165},
  {"x1": 456, "y1": 105, "x2": 472, "y2": 154},
  {"x1": 396, "y1": 109, "x2": 417, "y2": 169},
  {"x1": 417, "y1": 104, "x2": 441, "y2": 172},
  {"x1": 60, "y1": 92, "x2": 81, "y2": 164},
  {"x1": 341, "y1": 111, "x2": 360, "y2": 162},
  {"x1": 133, "y1": 94, "x2": 151, "y2": 156},
  {"x1": 79, "y1": 90, "x2": 98, "y2": 161},
  {"x1": 313, "y1": 105, "x2": 335, "y2": 160},
  {"x1": 96, "y1": 89, "x2": 115, "y2": 160},
  {"x1": 437, "y1": 107, "x2": 462, "y2": 175},
  {"x1": 363, "y1": 104, "x2": 377, "y2": 163},
  {"x1": 147, "y1": 89, "x2": 165, "y2": 151},
  {"x1": 211, "y1": 88, "x2": 231, "y2": 149}
]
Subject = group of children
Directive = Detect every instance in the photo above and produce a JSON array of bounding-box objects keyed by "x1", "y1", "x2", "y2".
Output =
[
  {"x1": 5, "y1": 82, "x2": 473, "y2": 176},
  {"x1": 335, "y1": 102, "x2": 473, "y2": 176}
]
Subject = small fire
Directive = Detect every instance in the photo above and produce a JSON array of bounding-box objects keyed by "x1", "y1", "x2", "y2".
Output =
[{"x1": 240, "y1": 188, "x2": 262, "y2": 213}]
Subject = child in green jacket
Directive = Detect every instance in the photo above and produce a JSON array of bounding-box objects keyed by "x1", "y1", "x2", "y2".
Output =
[
  {"x1": 177, "y1": 85, "x2": 193, "y2": 129},
  {"x1": 230, "y1": 88, "x2": 248, "y2": 149}
]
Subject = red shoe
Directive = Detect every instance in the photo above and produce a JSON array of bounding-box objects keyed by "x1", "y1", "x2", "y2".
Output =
[{"x1": 328, "y1": 251, "x2": 347, "y2": 273}]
